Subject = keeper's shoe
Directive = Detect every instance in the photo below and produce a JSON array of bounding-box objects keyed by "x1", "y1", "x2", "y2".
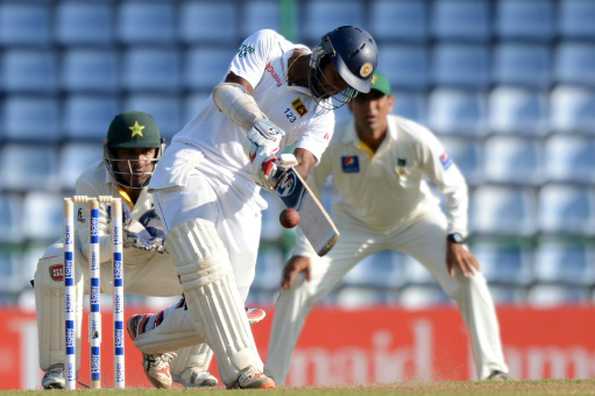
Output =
[
  {"x1": 228, "y1": 366, "x2": 276, "y2": 389},
  {"x1": 127, "y1": 313, "x2": 177, "y2": 389},
  {"x1": 173, "y1": 367, "x2": 218, "y2": 388},
  {"x1": 41, "y1": 363, "x2": 65, "y2": 390}
]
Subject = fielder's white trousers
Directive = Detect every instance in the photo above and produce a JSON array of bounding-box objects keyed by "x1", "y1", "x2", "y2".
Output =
[{"x1": 265, "y1": 207, "x2": 508, "y2": 383}]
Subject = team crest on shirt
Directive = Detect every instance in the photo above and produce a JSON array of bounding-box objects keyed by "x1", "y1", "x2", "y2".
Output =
[
  {"x1": 341, "y1": 155, "x2": 360, "y2": 173},
  {"x1": 237, "y1": 44, "x2": 255, "y2": 58},
  {"x1": 440, "y1": 151, "x2": 453, "y2": 169},
  {"x1": 396, "y1": 157, "x2": 408, "y2": 176},
  {"x1": 77, "y1": 208, "x2": 86, "y2": 223},
  {"x1": 291, "y1": 98, "x2": 308, "y2": 117}
]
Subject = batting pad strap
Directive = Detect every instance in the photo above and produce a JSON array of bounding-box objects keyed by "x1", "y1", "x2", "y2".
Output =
[{"x1": 212, "y1": 82, "x2": 265, "y2": 130}]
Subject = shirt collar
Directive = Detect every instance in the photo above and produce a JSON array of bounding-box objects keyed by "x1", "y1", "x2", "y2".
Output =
[{"x1": 342, "y1": 116, "x2": 397, "y2": 156}]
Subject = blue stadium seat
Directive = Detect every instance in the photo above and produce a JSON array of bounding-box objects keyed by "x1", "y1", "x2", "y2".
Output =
[
  {"x1": 185, "y1": 93, "x2": 210, "y2": 125},
  {"x1": 344, "y1": 251, "x2": 406, "y2": 289},
  {"x1": 399, "y1": 286, "x2": 450, "y2": 308},
  {"x1": 428, "y1": 89, "x2": 488, "y2": 136},
  {"x1": 0, "y1": 145, "x2": 59, "y2": 191},
  {"x1": 555, "y1": 43, "x2": 595, "y2": 87},
  {"x1": 402, "y1": 256, "x2": 435, "y2": 285},
  {"x1": 336, "y1": 288, "x2": 394, "y2": 308},
  {"x1": 59, "y1": 143, "x2": 103, "y2": 189},
  {"x1": 559, "y1": 0, "x2": 595, "y2": 39},
  {"x1": 252, "y1": 246, "x2": 284, "y2": 291},
  {"x1": 534, "y1": 239, "x2": 594, "y2": 286},
  {"x1": 123, "y1": 49, "x2": 180, "y2": 91},
  {"x1": 371, "y1": 0, "x2": 428, "y2": 42},
  {"x1": 4, "y1": 97, "x2": 60, "y2": 141},
  {"x1": 180, "y1": 3, "x2": 237, "y2": 43},
  {"x1": 496, "y1": 0, "x2": 555, "y2": 40},
  {"x1": 2, "y1": 50, "x2": 57, "y2": 93},
  {"x1": 483, "y1": 136, "x2": 541, "y2": 184},
  {"x1": 488, "y1": 87, "x2": 548, "y2": 136},
  {"x1": 544, "y1": 135, "x2": 595, "y2": 184},
  {"x1": 184, "y1": 47, "x2": 234, "y2": 90},
  {"x1": 538, "y1": 185, "x2": 595, "y2": 235},
  {"x1": 22, "y1": 193, "x2": 63, "y2": 241},
  {"x1": 62, "y1": 49, "x2": 119, "y2": 93},
  {"x1": 472, "y1": 241, "x2": 533, "y2": 286},
  {"x1": 0, "y1": 248, "x2": 25, "y2": 292},
  {"x1": 550, "y1": 86, "x2": 595, "y2": 134},
  {"x1": 243, "y1": 1, "x2": 280, "y2": 37},
  {"x1": 125, "y1": 95, "x2": 181, "y2": 139},
  {"x1": 0, "y1": 3, "x2": 50, "y2": 45},
  {"x1": 441, "y1": 137, "x2": 482, "y2": 185},
  {"x1": 471, "y1": 186, "x2": 537, "y2": 236},
  {"x1": 261, "y1": 192, "x2": 284, "y2": 241},
  {"x1": 432, "y1": 0, "x2": 490, "y2": 41},
  {"x1": 528, "y1": 285, "x2": 589, "y2": 306},
  {"x1": 304, "y1": 0, "x2": 364, "y2": 42},
  {"x1": 493, "y1": 44, "x2": 552, "y2": 89},
  {"x1": 0, "y1": 194, "x2": 24, "y2": 243},
  {"x1": 56, "y1": 2, "x2": 113, "y2": 45},
  {"x1": 489, "y1": 286, "x2": 527, "y2": 305},
  {"x1": 117, "y1": 1, "x2": 176, "y2": 44},
  {"x1": 433, "y1": 44, "x2": 490, "y2": 88},
  {"x1": 394, "y1": 93, "x2": 427, "y2": 123},
  {"x1": 379, "y1": 45, "x2": 428, "y2": 90},
  {"x1": 63, "y1": 95, "x2": 120, "y2": 139}
]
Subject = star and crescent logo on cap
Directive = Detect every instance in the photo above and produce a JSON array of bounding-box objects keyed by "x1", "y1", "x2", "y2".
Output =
[{"x1": 129, "y1": 121, "x2": 145, "y2": 138}]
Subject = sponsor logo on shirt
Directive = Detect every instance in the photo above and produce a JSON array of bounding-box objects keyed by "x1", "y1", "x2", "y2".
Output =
[
  {"x1": 237, "y1": 44, "x2": 255, "y2": 58},
  {"x1": 440, "y1": 151, "x2": 452, "y2": 170},
  {"x1": 341, "y1": 155, "x2": 360, "y2": 173},
  {"x1": 49, "y1": 264, "x2": 64, "y2": 282},
  {"x1": 265, "y1": 62, "x2": 283, "y2": 87},
  {"x1": 291, "y1": 98, "x2": 308, "y2": 117}
]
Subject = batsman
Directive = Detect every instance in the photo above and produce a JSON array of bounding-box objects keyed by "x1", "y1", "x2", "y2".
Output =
[{"x1": 33, "y1": 111, "x2": 221, "y2": 389}]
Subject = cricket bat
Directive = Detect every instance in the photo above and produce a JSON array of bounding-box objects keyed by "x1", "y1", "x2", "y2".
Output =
[{"x1": 274, "y1": 167, "x2": 340, "y2": 256}]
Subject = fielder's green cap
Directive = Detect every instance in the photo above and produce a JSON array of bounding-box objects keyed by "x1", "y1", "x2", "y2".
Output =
[
  {"x1": 106, "y1": 111, "x2": 162, "y2": 149},
  {"x1": 370, "y1": 72, "x2": 391, "y2": 96}
]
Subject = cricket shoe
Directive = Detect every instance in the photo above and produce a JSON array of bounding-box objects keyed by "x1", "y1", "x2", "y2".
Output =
[
  {"x1": 228, "y1": 366, "x2": 276, "y2": 389},
  {"x1": 173, "y1": 367, "x2": 218, "y2": 388},
  {"x1": 486, "y1": 370, "x2": 511, "y2": 381},
  {"x1": 246, "y1": 307, "x2": 266, "y2": 324},
  {"x1": 41, "y1": 363, "x2": 65, "y2": 389},
  {"x1": 127, "y1": 313, "x2": 177, "y2": 389}
]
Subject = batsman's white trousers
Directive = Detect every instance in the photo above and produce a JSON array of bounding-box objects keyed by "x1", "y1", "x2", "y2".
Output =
[{"x1": 265, "y1": 207, "x2": 509, "y2": 383}]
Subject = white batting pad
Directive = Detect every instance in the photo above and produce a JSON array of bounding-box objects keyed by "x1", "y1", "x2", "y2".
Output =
[
  {"x1": 34, "y1": 243, "x2": 83, "y2": 371},
  {"x1": 170, "y1": 344, "x2": 214, "y2": 377},
  {"x1": 167, "y1": 220, "x2": 262, "y2": 385}
]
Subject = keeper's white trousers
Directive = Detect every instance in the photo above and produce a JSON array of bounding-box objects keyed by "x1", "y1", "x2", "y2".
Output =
[{"x1": 265, "y1": 207, "x2": 508, "y2": 383}]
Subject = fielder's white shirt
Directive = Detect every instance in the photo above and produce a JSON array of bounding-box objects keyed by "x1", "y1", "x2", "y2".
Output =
[
  {"x1": 74, "y1": 161, "x2": 162, "y2": 263},
  {"x1": 151, "y1": 29, "x2": 335, "y2": 209},
  {"x1": 307, "y1": 114, "x2": 469, "y2": 236}
]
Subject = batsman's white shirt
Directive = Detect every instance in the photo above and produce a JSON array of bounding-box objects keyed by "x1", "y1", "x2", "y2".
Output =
[
  {"x1": 266, "y1": 115, "x2": 508, "y2": 382},
  {"x1": 149, "y1": 29, "x2": 335, "y2": 294}
]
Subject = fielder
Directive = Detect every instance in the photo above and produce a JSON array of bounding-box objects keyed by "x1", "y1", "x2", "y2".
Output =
[
  {"x1": 265, "y1": 73, "x2": 510, "y2": 383},
  {"x1": 34, "y1": 111, "x2": 219, "y2": 389},
  {"x1": 125, "y1": 26, "x2": 378, "y2": 389}
]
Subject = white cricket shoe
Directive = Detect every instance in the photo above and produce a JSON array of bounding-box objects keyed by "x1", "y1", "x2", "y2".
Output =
[
  {"x1": 41, "y1": 363, "x2": 65, "y2": 390},
  {"x1": 173, "y1": 367, "x2": 218, "y2": 388},
  {"x1": 228, "y1": 366, "x2": 276, "y2": 389},
  {"x1": 127, "y1": 313, "x2": 177, "y2": 389}
]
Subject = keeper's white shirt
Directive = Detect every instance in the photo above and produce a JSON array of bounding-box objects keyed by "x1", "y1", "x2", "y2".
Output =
[
  {"x1": 152, "y1": 29, "x2": 335, "y2": 208},
  {"x1": 307, "y1": 114, "x2": 469, "y2": 236}
]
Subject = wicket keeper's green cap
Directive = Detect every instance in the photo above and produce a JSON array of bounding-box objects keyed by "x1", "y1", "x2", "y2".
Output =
[
  {"x1": 106, "y1": 111, "x2": 162, "y2": 149},
  {"x1": 370, "y1": 72, "x2": 392, "y2": 96}
]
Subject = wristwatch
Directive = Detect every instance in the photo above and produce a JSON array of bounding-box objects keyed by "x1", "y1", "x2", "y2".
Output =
[{"x1": 447, "y1": 232, "x2": 465, "y2": 244}]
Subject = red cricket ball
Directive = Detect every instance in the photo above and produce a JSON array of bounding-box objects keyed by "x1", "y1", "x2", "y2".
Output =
[{"x1": 279, "y1": 208, "x2": 300, "y2": 228}]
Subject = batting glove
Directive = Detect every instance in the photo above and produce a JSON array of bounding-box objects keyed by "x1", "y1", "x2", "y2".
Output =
[
  {"x1": 257, "y1": 153, "x2": 299, "y2": 191},
  {"x1": 124, "y1": 219, "x2": 166, "y2": 254}
]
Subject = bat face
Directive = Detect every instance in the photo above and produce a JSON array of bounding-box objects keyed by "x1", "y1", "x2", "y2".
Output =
[{"x1": 274, "y1": 167, "x2": 340, "y2": 256}]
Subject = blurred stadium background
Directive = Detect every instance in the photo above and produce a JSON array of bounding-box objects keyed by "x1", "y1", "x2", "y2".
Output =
[{"x1": 0, "y1": 0, "x2": 594, "y2": 389}]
